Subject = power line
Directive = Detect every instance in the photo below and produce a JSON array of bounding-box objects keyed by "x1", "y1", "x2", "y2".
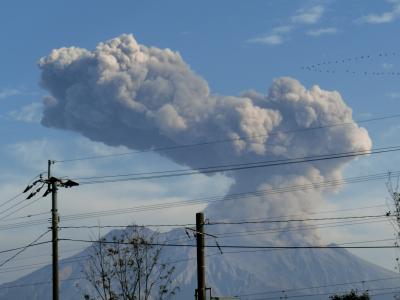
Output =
[
  {"x1": 0, "y1": 241, "x2": 51, "y2": 255},
  {"x1": 59, "y1": 224, "x2": 193, "y2": 230},
  {"x1": 0, "y1": 179, "x2": 46, "y2": 219},
  {"x1": 58, "y1": 218, "x2": 393, "y2": 243},
  {"x1": 0, "y1": 242, "x2": 397, "y2": 292},
  {"x1": 0, "y1": 193, "x2": 23, "y2": 211},
  {"x1": 206, "y1": 213, "x2": 391, "y2": 225},
  {"x1": 2, "y1": 246, "x2": 89, "y2": 264},
  {"x1": 0, "y1": 176, "x2": 392, "y2": 232},
  {"x1": 0, "y1": 196, "x2": 40, "y2": 218},
  {"x1": 0, "y1": 276, "x2": 83, "y2": 290},
  {"x1": 0, "y1": 195, "x2": 45, "y2": 222},
  {"x1": 207, "y1": 220, "x2": 394, "y2": 240},
  {"x1": 248, "y1": 286, "x2": 400, "y2": 300},
  {"x1": 0, "y1": 169, "x2": 395, "y2": 231},
  {"x1": 0, "y1": 222, "x2": 393, "y2": 275},
  {"x1": 74, "y1": 169, "x2": 399, "y2": 207},
  {"x1": 0, "y1": 218, "x2": 51, "y2": 231},
  {"x1": 2, "y1": 237, "x2": 386, "y2": 274},
  {"x1": 0, "y1": 275, "x2": 398, "y2": 296},
  {"x1": 0, "y1": 230, "x2": 51, "y2": 269},
  {"x1": 186, "y1": 219, "x2": 394, "y2": 243},
  {"x1": 0, "y1": 206, "x2": 387, "y2": 233},
  {"x1": 0, "y1": 211, "x2": 50, "y2": 223},
  {"x1": 59, "y1": 238, "x2": 399, "y2": 249},
  {"x1": 236, "y1": 275, "x2": 400, "y2": 297},
  {"x1": 75, "y1": 145, "x2": 400, "y2": 184},
  {"x1": 76, "y1": 146, "x2": 400, "y2": 180},
  {"x1": 0, "y1": 173, "x2": 45, "y2": 210},
  {"x1": 59, "y1": 171, "x2": 398, "y2": 220},
  {"x1": 57, "y1": 220, "x2": 389, "y2": 243},
  {"x1": 0, "y1": 255, "x2": 89, "y2": 274},
  {"x1": 54, "y1": 113, "x2": 400, "y2": 163},
  {"x1": 57, "y1": 213, "x2": 392, "y2": 230}
]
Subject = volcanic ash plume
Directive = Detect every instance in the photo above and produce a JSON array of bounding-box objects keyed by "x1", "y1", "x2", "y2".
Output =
[{"x1": 38, "y1": 34, "x2": 372, "y2": 243}]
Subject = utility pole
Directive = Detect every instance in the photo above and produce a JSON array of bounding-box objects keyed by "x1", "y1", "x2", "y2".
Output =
[
  {"x1": 20, "y1": 161, "x2": 79, "y2": 300},
  {"x1": 49, "y1": 160, "x2": 59, "y2": 300},
  {"x1": 196, "y1": 212, "x2": 206, "y2": 300}
]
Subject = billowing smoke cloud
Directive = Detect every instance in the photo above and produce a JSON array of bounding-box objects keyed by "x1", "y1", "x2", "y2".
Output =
[{"x1": 39, "y1": 34, "x2": 372, "y2": 244}]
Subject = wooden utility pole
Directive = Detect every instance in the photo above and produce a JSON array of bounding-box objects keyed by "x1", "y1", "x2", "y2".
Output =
[
  {"x1": 49, "y1": 160, "x2": 59, "y2": 300},
  {"x1": 196, "y1": 212, "x2": 206, "y2": 300}
]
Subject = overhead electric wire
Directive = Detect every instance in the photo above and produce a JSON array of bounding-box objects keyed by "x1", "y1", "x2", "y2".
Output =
[
  {"x1": 251, "y1": 287, "x2": 400, "y2": 300},
  {"x1": 207, "y1": 213, "x2": 391, "y2": 225},
  {"x1": 237, "y1": 275, "x2": 400, "y2": 297},
  {"x1": 0, "y1": 195, "x2": 46, "y2": 222},
  {"x1": 56, "y1": 219, "x2": 393, "y2": 244},
  {"x1": 69, "y1": 170, "x2": 399, "y2": 218},
  {"x1": 0, "y1": 241, "x2": 51, "y2": 255},
  {"x1": 0, "y1": 193, "x2": 23, "y2": 211},
  {"x1": 184, "y1": 219, "x2": 395, "y2": 243},
  {"x1": 0, "y1": 230, "x2": 51, "y2": 269},
  {"x1": 0, "y1": 195, "x2": 40, "y2": 218},
  {"x1": 0, "y1": 276, "x2": 399, "y2": 295},
  {"x1": 369, "y1": 290, "x2": 400, "y2": 298},
  {"x1": 205, "y1": 220, "x2": 394, "y2": 240},
  {"x1": 59, "y1": 238, "x2": 399, "y2": 249},
  {"x1": 0, "y1": 172, "x2": 45, "y2": 210},
  {"x1": 0, "y1": 255, "x2": 89, "y2": 274},
  {"x1": 4, "y1": 246, "x2": 89, "y2": 264},
  {"x1": 0, "y1": 218, "x2": 51, "y2": 231},
  {"x1": 58, "y1": 213, "x2": 392, "y2": 230},
  {"x1": 248, "y1": 286, "x2": 400, "y2": 300},
  {"x1": 0, "y1": 211, "x2": 50, "y2": 223},
  {"x1": 0, "y1": 276, "x2": 83, "y2": 290},
  {"x1": 0, "y1": 170, "x2": 395, "y2": 231},
  {"x1": 75, "y1": 145, "x2": 400, "y2": 184},
  {"x1": 0, "y1": 180, "x2": 46, "y2": 220},
  {"x1": 54, "y1": 113, "x2": 400, "y2": 163},
  {"x1": 54, "y1": 219, "x2": 393, "y2": 250},
  {"x1": 59, "y1": 171, "x2": 398, "y2": 221},
  {"x1": 0, "y1": 205, "x2": 387, "y2": 232},
  {"x1": 0, "y1": 244, "x2": 398, "y2": 292},
  {"x1": 1, "y1": 238, "x2": 395, "y2": 276}
]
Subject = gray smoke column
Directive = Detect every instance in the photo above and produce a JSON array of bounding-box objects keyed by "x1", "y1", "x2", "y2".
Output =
[{"x1": 39, "y1": 34, "x2": 372, "y2": 243}]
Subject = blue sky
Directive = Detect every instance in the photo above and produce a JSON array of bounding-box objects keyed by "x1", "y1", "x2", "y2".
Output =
[{"x1": 1, "y1": 0, "x2": 400, "y2": 283}]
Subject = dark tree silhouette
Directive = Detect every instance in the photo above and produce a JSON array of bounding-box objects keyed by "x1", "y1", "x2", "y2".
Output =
[
  {"x1": 329, "y1": 290, "x2": 369, "y2": 300},
  {"x1": 83, "y1": 226, "x2": 178, "y2": 300}
]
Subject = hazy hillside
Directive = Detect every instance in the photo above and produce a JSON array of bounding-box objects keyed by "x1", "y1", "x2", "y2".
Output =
[{"x1": 0, "y1": 228, "x2": 398, "y2": 300}]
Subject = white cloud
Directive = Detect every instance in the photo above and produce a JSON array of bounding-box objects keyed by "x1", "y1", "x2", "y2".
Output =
[
  {"x1": 7, "y1": 102, "x2": 42, "y2": 123},
  {"x1": 0, "y1": 88, "x2": 24, "y2": 100},
  {"x1": 386, "y1": 92, "x2": 400, "y2": 99},
  {"x1": 306, "y1": 27, "x2": 337, "y2": 37},
  {"x1": 357, "y1": 1, "x2": 400, "y2": 24},
  {"x1": 291, "y1": 5, "x2": 325, "y2": 24},
  {"x1": 247, "y1": 25, "x2": 293, "y2": 46},
  {"x1": 247, "y1": 34, "x2": 283, "y2": 45},
  {"x1": 272, "y1": 25, "x2": 293, "y2": 34},
  {"x1": 247, "y1": 4, "x2": 326, "y2": 46},
  {"x1": 382, "y1": 62, "x2": 394, "y2": 70}
]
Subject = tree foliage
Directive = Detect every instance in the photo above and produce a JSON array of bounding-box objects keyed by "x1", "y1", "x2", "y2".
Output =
[
  {"x1": 329, "y1": 290, "x2": 369, "y2": 300},
  {"x1": 83, "y1": 226, "x2": 178, "y2": 300}
]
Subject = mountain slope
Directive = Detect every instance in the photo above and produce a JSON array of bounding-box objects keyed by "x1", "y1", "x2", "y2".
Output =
[{"x1": 0, "y1": 229, "x2": 398, "y2": 300}]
